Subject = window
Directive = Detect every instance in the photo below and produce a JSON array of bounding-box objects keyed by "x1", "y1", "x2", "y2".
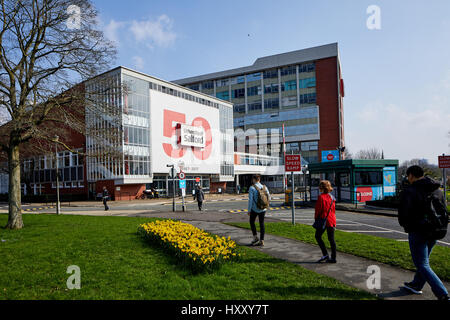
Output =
[
  {"x1": 233, "y1": 104, "x2": 245, "y2": 113},
  {"x1": 216, "y1": 79, "x2": 229, "y2": 87},
  {"x1": 301, "y1": 141, "x2": 318, "y2": 151},
  {"x1": 247, "y1": 85, "x2": 261, "y2": 97},
  {"x1": 299, "y1": 77, "x2": 316, "y2": 88},
  {"x1": 299, "y1": 63, "x2": 315, "y2": 73},
  {"x1": 280, "y1": 65, "x2": 296, "y2": 76},
  {"x1": 202, "y1": 81, "x2": 214, "y2": 90},
  {"x1": 264, "y1": 83, "x2": 279, "y2": 94},
  {"x1": 232, "y1": 88, "x2": 245, "y2": 99},
  {"x1": 284, "y1": 80, "x2": 297, "y2": 91},
  {"x1": 355, "y1": 171, "x2": 382, "y2": 185},
  {"x1": 187, "y1": 84, "x2": 199, "y2": 91},
  {"x1": 263, "y1": 69, "x2": 278, "y2": 79},
  {"x1": 230, "y1": 76, "x2": 245, "y2": 85},
  {"x1": 246, "y1": 73, "x2": 261, "y2": 82},
  {"x1": 299, "y1": 92, "x2": 316, "y2": 104},
  {"x1": 248, "y1": 101, "x2": 262, "y2": 112},
  {"x1": 216, "y1": 91, "x2": 229, "y2": 100},
  {"x1": 264, "y1": 98, "x2": 279, "y2": 110}
]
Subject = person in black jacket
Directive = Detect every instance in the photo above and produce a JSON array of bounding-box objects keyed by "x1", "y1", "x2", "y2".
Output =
[
  {"x1": 398, "y1": 165, "x2": 449, "y2": 300},
  {"x1": 195, "y1": 186, "x2": 205, "y2": 211},
  {"x1": 102, "y1": 186, "x2": 110, "y2": 211}
]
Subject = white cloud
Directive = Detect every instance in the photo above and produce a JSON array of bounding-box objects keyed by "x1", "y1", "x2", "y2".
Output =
[
  {"x1": 104, "y1": 19, "x2": 125, "y2": 46},
  {"x1": 129, "y1": 15, "x2": 177, "y2": 48},
  {"x1": 346, "y1": 74, "x2": 450, "y2": 164},
  {"x1": 132, "y1": 56, "x2": 145, "y2": 70}
]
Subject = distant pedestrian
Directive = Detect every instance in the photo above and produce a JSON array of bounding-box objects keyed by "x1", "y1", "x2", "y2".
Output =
[
  {"x1": 102, "y1": 186, "x2": 109, "y2": 211},
  {"x1": 313, "y1": 180, "x2": 337, "y2": 263},
  {"x1": 195, "y1": 186, "x2": 205, "y2": 211},
  {"x1": 236, "y1": 184, "x2": 241, "y2": 195},
  {"x1": 398, "y1": 165, "x2": 449, "y2": 300},
  {"x1": 248, "y1": 174, "x2": 270, "y2": 247}
]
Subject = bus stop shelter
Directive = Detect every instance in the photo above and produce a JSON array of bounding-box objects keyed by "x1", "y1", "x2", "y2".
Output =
[{"x1": 308, "y1": 159, "x2": 399, "y2": 204}]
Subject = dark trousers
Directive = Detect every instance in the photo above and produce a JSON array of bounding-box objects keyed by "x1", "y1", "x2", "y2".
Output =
[
  {"x1": 315, "y1": 227, "x2": 336, "y2": 260},
  {"x1": 103, "y1": 198, "x2": 109, "y2": 211},
  {"x1": 249, "y1": 210, "x2": 265, "y2": 241},
  {"x1": 198, "y1": 201, "x2": 203, "y2": 211}
]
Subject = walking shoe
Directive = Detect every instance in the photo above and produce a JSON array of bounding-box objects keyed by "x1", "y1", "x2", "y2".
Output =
[
  {"x1": 317, "y1": 255, "x2": 329, "y2": 263},
  {"x1": 254, "y1": 240, "x2": 264, "y2": 247},
  {"x1": 403, "y1": 282, "x2": 423, "y2": 295},
  {"x1": 250, "y1": 237, "x2": 259, "y2": 246},
  {"x1": 437, "y1": 295, "x2": 450, "y2": 301},
  {"x1": 326, "y1": 258, "x2": 337, "y2": 263}
]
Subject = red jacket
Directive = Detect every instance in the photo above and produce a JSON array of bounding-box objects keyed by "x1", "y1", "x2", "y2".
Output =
[{"x1": 315, "y1": 193, "x2": 336, "y2": 228}]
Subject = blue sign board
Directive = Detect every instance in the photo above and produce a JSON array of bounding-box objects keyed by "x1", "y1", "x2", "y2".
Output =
[
  {"x1": 321, "y1": 150, "x2": 340, "y2": 162},
  {"x1": 179, "y1": 179, "x2": 186, "y2": 189}
]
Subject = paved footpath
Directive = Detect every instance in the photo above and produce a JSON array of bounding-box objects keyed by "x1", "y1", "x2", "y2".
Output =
[{"x1": 185, "y1": 220, "x2": 449, "y2": 301}]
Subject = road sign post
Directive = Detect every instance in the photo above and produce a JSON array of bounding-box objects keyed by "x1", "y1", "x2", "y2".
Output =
[
  {"x1": 439, "y1": 154, "x2": 450, "y2": 207},
  {"x1": 179, "y1": 178, "x2": 186, "y2": 212},
  {"x1": 285, "y1": 154, "x2": 302, "y2": 225}
]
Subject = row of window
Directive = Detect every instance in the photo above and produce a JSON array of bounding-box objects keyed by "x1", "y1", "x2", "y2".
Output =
[
  {"x1": 124, "y1": 126, "x2": 150, "y2": 146},
  {"x1": 299, "y1": 93, "x2": 317, "y2": 104},
  {"x1": 231, "y1": 92, "x2": 316, "y2": 113},
  {"x1": 150, "y1": 82, "x2": 225, "y2": 110},
  {"x1": 190, "y1": 63, "x2": 316, "y2": 93},
  {"x1": 23, "y1": 151, "x2": 84, "y2": 171},
  {"x1": 23, "y1": 166, "x2": 84, "y2": 184},
  {"x1": 124, "y1": 155, "x2": 151, "y2": 176}
]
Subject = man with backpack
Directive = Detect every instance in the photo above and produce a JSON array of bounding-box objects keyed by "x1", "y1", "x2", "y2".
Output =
[
  {"x1": 248, "y1": 175, "x2": 270, "y2": 247},
  {"x1": 398, "y1": 165, "x2": 449, "y2": 300}
]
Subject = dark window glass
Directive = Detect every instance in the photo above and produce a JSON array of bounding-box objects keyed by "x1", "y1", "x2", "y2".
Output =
[{"x1": 355, "y1": 171, "x2": 382, "y2": 185}]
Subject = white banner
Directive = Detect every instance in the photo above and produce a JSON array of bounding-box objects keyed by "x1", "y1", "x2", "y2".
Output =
[{"x1": 150, "y1": 90, "x2": 221, "y2": 174}]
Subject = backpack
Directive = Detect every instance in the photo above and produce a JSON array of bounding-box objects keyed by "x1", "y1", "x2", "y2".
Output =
[
  {"x1": 254, "y1": 184, "x2": 270, "y2": 210},
  {"x1": 420, "y1": 190, "x2": 449, "y2": 240}
]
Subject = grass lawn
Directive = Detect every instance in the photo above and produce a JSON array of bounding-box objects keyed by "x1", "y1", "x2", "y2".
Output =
[
  {"x1": 0, "y1": 214, "x2": 375, "y2": 300},
  {"x1": 227, "y1": 222, "x2": 450, "y2": 282}
]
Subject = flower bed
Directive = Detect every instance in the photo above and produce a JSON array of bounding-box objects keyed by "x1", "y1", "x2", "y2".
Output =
[{"x1": 138, "y1": 220, "x2": 240, "y2": 272}]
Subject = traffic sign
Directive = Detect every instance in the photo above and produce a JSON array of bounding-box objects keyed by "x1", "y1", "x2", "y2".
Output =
[
  {"x1": 438, "y1": 155, "x2": 450, "y2": 168},
  {"x1": 178, "y1": 171, "x2": 186, "y2": 180},
  {"x1": 179, "y1": 179, "x2": 186, "y2": 189},
  {"x1": 285, "y1": 155, "x2": 302, "y2": 172}
]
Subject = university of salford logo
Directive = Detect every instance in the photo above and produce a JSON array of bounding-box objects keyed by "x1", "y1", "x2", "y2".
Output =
[{"x1": 162, "y1": 109, "x2": 212, "y2": 160}]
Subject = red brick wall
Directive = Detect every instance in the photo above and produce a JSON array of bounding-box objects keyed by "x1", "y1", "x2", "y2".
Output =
[
  {"x1": 316, "y1": 57, "x2": 343, "y2": 160},
  {"x1": 210, "y1": 182, "x2": 227, "y2": 194},
  {"x1": 113, "y1": 184, "x2": 146, "y2": 201}
]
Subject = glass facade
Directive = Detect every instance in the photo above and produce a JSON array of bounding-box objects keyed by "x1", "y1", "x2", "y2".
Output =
[{"x1": 181, "y1": 61, "x2": 320, "y2": 162}]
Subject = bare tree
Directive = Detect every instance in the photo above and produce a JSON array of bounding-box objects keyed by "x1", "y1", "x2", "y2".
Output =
[
  {"x1": 0, "y1": 0, "x2": 116, "y2": 229},
  {"x1": 354, "y1": 147, "x2": 384, "y2": 160},
  {"x1": 343, "y1": 147, "x2": 352, "y2": 160}
]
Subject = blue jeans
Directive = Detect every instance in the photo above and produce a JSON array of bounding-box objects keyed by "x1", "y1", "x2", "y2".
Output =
[{"x1": 408, "y1": 232, "x2": 448, "y2": 298}]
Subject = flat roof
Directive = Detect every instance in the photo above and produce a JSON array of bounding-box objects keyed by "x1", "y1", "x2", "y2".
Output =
[
  {"x1": 173, "y1": 43, "x2": 339, "y2": 85},
  {"x1": 308, "y1": 159, "x2": 399, "y2": 171}
]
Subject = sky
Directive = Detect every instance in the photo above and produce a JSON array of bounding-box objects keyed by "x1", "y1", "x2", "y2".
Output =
[{"x1": 92, "y1": 0, "x2": 450, "y2": 165}]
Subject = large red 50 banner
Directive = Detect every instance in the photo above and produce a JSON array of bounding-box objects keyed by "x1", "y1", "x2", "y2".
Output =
[{"x1": 162, "y1": 109, "x2": 212, "y2": 160}]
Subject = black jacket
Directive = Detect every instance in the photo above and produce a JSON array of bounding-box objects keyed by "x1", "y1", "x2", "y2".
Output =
[
  {"x1": 195, "y1": 189, "x2": 204, "y2": 202},
  {"x1": 398, "y1": 176, "x2": 444, "y2": 234}
]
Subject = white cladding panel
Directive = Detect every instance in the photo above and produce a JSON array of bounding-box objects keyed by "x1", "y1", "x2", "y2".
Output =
[{"x1": 149, "y1": 90, "x2": 221, "y2": 174}]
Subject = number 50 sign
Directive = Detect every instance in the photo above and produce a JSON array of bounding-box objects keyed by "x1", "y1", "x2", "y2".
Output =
[{"x1": 162, "y1": 109, "x2": 212, "y2": 160}]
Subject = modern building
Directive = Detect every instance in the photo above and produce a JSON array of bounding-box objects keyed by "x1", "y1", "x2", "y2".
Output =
[
  {"x1": 174, "y1": 42, "x2": 345, "y2": 165},
  {"x1": 0, "y1": 67, "x2": 236, "y2": 200}
]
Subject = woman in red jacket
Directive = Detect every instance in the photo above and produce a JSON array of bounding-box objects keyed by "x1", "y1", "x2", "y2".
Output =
[{"x1": 315, "y1": 180, "x2": 337, "y2": 263}]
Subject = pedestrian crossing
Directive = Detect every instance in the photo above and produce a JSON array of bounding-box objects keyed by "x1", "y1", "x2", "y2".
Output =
[
  {"x1": 228, "y1": 206, "x2": 302, "y2": 213},
  {"x1": 24, "y1": 206, "x2": 55, "y2": 212}
]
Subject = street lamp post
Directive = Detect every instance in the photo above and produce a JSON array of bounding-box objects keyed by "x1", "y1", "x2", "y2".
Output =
[
  {"x1": 54, "y1": 136, "x2": 61, "y2": 215},
  {"x1": 167, "y1": 164, "x2": 176, "y2": 212}
]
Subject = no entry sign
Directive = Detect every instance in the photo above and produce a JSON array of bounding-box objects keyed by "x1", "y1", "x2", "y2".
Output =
[
  {"x1": 285, "y1": 155, "x2": 302, "y2": 172},
  {"x1": 438, "y1": 155, "x2": 450, "y2": 168}
]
